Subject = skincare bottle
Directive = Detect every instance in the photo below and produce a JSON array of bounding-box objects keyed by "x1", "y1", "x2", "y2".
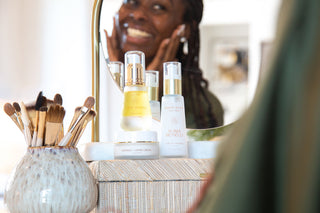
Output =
[
  {"x1": 160, "y1": 62, "x2": 187, "y2": 158},
  {"x1": 109, "y1": 61, "x2": 124, "y2": 91},
  {"x1": 120, "y1": 51, "x2": 152, "y2": 131},
  {"x1": 146, "y1": 70, "x2": 161, "y2": 121}
]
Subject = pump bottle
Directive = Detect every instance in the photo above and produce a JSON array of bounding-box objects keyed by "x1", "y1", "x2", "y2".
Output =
[
  {"x1": 146, "y1": 70, "x2": 161, "y2": 121},
  {"x1": 160, "y1": 62, "x2": 187, "y2": 158}
]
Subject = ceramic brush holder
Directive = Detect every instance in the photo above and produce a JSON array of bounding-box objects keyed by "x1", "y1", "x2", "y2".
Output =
[{"x1": 4, "y1": 146, "x2": 98, "y2": 213}]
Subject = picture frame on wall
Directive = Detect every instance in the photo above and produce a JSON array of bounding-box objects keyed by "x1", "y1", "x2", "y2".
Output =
[{"x1": 200, "y1": 24, "x2": 249, "y2": 124}]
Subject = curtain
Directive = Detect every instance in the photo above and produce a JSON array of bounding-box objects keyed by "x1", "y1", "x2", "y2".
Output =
[{"x1": 194, "y1": 0, "x2": 320, "y2": 212}]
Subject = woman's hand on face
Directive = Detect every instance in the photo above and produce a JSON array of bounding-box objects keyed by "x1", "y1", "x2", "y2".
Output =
[
  {"x1": 104, "y1": 15, "x2": 121, "y2": 62},
  {"x1": 147, "y1": 24, "x2": 186, "y2": 72}
]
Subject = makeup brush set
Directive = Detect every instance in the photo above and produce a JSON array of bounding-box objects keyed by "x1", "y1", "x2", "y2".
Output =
[{"x1": 3, "y1": 91, "x2": 96, "y2": 147}]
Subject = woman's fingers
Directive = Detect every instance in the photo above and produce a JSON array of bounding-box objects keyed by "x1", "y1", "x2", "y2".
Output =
[
  {"x1": 147, "y1": 24, "x2": 185, "y2": 72},
  {"x1": 164, "y1": 24, "x2": 185, "y2": 61},
  {"x1": 104, "y1": 29, "x2": 118, "y2": 61},
  {"x1": 104, "y1": 15, "x2": 121, "y2": 62}
]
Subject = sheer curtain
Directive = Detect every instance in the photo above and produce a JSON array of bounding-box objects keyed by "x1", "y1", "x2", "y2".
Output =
[{"x1": 0, "y1": 0, "x2": 92, "y2": 198}]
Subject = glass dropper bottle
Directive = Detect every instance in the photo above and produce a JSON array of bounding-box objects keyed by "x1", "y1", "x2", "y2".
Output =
[
  {"x1": 120, "y1": 51, "x2": 152, "y2": 131},
  {"x1": 109, "y1": 61, "x2": 124, "y2": 91}
]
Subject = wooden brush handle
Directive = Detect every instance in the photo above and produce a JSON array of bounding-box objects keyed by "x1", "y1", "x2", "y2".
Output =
[
  {"x1": 36, "y1": 111, "x2": 46, "y2": 146},
  {"x1": 68, "y1": 110, "x2": 81, "y2": 132},
  {"x1": 56, "y1": 124, "x2": 64, "y2": 145},
  {"x1": 24, "y1": 127, "x2": 32, "y2": 147},
  {"x1": 70, "y1": 120, "x2": 88, "y2": 147},
  {"x1": 10, "y1": 115, "x2": 23, "y2": 132},
  {"x1": 45, "y1": 122, "x2": 62, "y2": 146}
]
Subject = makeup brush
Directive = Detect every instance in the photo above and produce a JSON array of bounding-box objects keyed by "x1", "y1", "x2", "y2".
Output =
[
  {"x1": 25, "y1": 105, "x2": 35, "y2": 132},
  {"x1": 69, "y1": 106, "x2": 81, "y2": 131},
  {"x1": 66, "y1": 124, "x2": 82, "y2": 147},
  {"x1": 69, "y1": 109, "x2": 96, "y2": 147},
  {"x1": 53, "y1": 93, "x2": 64, "y2": 142},
  {"x1": 41, "y1": 98, "x2": 54, "y2": 110},
  {"x1": 53, "y1": 93, "x2": 63, "y2": 106},
  {"x1": 12, "y1": 102, "x2": 24, "y2": 131},
  {"x1": 32, "y1": 92, "x2": 43, "y2": 127},
  {"x1": 45, "y1": 105, "x2": 65, "y2": 146},
  {"x1": 63, "y1": 106, "x2": 82, "y2": 145},
  {"x1": 36, "y1": 106, "x2": 47, "y2": 147},
  {"x1": 57, "y1": 123, "x2": 65, "y2": 144},
  {"x1": 59, "y1": 96, "x2": 95, "y2": 146},
  {"x1": 4, "y1": 103, "x2": 23, "y2": 131},
  {"x1": 31, "y1": 91, "x2": 46, "y2": 147},
  {"x1": 20, "y1": 102, "x2": 33, "y2": 146},
  {"x1": 67, "y1": 96, "x2": 95, "y2": 132}
]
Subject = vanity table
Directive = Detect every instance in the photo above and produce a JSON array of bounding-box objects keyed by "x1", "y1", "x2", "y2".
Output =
[{"x1": 89, "y1": 158, "x2": 213, "y2": 212}]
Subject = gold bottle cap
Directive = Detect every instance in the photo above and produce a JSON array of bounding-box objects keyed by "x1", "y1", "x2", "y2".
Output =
[
  {"x1": 163, "y1": 62, "x2": 182, "y2": 95},
  {"x1": 125, "y1": 51, "x2": 145, "y2": 86},
  {"x1": 146, "y1": 70, "x2": 159, "y2": 101}
]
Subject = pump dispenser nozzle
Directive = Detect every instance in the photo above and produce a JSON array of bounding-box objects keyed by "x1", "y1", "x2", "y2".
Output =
[
  {"x1": 125, "y1": 51, "x2": 145, "y2": 86},
  {"x1": 163, "y1": 62, "x2": 182, "y2": 95}
]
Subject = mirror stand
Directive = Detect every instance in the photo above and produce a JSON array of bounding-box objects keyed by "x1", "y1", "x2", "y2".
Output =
[{"x1": 91, "y1": 0, "x2": 103, "y2": 142}]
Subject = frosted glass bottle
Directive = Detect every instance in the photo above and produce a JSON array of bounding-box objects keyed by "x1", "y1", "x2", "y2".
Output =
[
  {"x1": 160, "y1": 62, "x2": 187, "y2": 158},
  {"x1": 109, "y1": 61, "x2": 124, "y2": 91},
  {"x1": 120, "y1": 51, "x2": 152, "y2": 131},
  {"x1": 146, "y1": 70, "x2": 161, "y2": 121}
]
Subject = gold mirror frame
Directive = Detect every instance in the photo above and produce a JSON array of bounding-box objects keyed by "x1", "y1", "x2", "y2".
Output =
[
  {"x1": 91, "y1": 0, "x2": 234, "y2": 142},
  {"x1": 91, "y1": 0, "x2": 103, "y2": 142}
]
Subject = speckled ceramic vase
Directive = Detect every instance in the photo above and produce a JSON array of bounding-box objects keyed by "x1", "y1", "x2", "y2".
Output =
[{"x1": 4, "y1": 146, "x2": 98, "y2": 213}]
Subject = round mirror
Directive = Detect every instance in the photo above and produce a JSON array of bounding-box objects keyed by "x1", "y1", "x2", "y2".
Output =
[{"x1": 93, "y1": 0, "x2": 270, "y2": 141}]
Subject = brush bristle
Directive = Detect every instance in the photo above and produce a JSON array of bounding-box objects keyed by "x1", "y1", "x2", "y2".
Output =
[
  {"x1": 25, "y1": 102, "x2": 35, "y2": 110},
  {"x1": 54, "y1": 94, "x2": 63, "y2": 105},
  {"x1": 45, "y1": 99, "x2": 54, "y2": 109},
  {"x1": 46, "y1": 105, "x2": 65, "y2": 123},
  {"x1": 39, "y1": 106, "x2": 48, "y2": 112},
  {"x1": 35, "y1": 91, "x2": 43, "y2": 110},
  {"x1": 35, "y1": 91, "x2": 44, "y2": 110},
  {"x1": 4, "y1": 103, "x2": 15, "y2": 116},
  {"x1": 13, "y1": 102, "x2": 21, "y2": 113},
  {"x1": 42, "y1": 96, "x2": 48, "y2": 107},
  {"x1": 75, "y1": 106, "x2": 81, "y2": 112},
  {"x1": 84, "y1": 96, "x2": 95, "y2": 109},
  {"x1": 87, "y1": 110, "x2": 96, "y2": 121}
]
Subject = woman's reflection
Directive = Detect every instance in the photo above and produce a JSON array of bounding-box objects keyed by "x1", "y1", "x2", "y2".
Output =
[{"x1": 105, "y1": 0, "x2": 224, "y2": 129}]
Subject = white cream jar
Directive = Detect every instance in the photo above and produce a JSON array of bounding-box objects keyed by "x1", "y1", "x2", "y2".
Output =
[{"x1": 114, "y1": 130, "x2": 159, "y2": 159}]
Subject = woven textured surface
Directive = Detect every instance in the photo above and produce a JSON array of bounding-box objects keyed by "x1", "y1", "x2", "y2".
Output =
[{"x1": 89, "y1": 159, "x2": 213, "y2": 212}]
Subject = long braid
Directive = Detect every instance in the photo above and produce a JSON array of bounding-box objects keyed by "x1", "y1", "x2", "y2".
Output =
[{"x1": 178, "y1": 0, "x2": 219, "y2": 128}]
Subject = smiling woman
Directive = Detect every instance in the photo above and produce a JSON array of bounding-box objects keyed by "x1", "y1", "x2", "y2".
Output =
[
  {"x1": 104, "y1": 0, "x2": 224, "y2": 129},
  {"x1": 112, "y1": 0, "x2": 185, "y2": 66}
]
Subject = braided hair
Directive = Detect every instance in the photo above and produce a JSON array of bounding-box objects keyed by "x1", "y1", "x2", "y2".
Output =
[{"x1": 177, "y1": 0, "x2": 223, "y2": 128}]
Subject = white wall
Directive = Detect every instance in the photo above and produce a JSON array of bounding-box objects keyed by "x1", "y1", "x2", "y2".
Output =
[
  {"x1": 0, "y1": 0, "x2": 92, "y2": 178},
  {"x1": 199, "y1": 0, "x2": 281, "y2": 123},
  {"x1": 201, "y1": 0, "x2": 281, "y2": 101}
]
